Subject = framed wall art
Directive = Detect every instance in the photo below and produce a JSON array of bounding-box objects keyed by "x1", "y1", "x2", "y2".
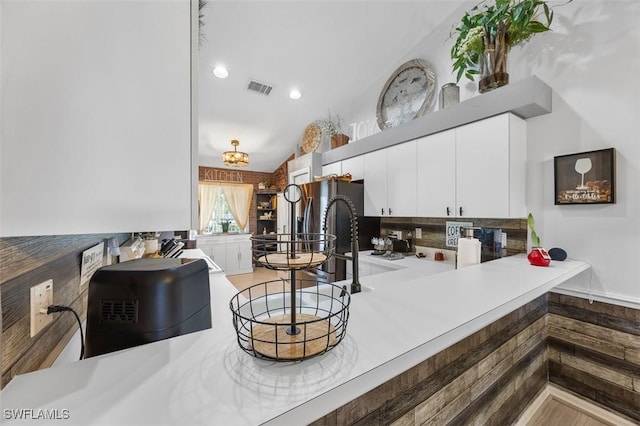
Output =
[{"x1": 554, "y1": 148, "x2": 616, "y2": 205}]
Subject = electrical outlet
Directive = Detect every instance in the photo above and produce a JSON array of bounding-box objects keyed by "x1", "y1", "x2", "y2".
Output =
[
  {"x1": 501, "y1": 233, "x2": 507, "y2": 248},
  {"x1": 415, "y1": 228, "x2": 422, "y2": 239},
  {"x1": 30, "y1": 279, "x2": 53, "y2": 337}
]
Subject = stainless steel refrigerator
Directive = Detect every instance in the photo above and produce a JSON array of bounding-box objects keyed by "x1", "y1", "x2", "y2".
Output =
[{"x1": 290, "y1": 180, "x2": 380, "y2": 283}]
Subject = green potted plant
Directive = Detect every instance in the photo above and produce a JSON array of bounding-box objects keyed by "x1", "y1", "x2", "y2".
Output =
[
  {"x1": 314, "y1": 111, "x2": 350, "y2": 149},
  {"x1": 527, "y1": 213, "x2": 550, "y2": 266},
  {"x1": 220, "y1": 219, "x2": 230, "y2": 233},
  {"x1": 450, "y1": 0, "x2": 566, "y2": 93}
]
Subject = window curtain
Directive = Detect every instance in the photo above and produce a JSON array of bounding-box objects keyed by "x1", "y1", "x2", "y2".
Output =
[
  {"x1": 198, "y1": 183, "x2": 221, "y2": 233},
  {"x1": 222, "y1": 183, "x2": 253, "y2": 231}
]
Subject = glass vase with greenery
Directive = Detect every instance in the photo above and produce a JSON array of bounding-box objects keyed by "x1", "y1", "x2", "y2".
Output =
[{"x1": 450, "y1": 0, "x2": 565, "y2": 91}]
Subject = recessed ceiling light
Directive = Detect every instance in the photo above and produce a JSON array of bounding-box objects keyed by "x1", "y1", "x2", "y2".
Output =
[
  {"x1": 213, "y1": 66, "x2": 229, "y2": 79},
  {"x1": 289, "y1": 89, "x2": 302, "y2": 100}
]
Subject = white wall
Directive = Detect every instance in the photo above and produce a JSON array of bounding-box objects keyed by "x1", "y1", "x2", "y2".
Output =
[{"x1": 343, "y1": 0, "x2": 640, "y2": 305}]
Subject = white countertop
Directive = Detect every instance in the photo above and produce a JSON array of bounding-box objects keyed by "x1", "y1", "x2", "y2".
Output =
[
  {"x1": 1, "y1": 255, "x2": 589, "y2": 425},
  {"x1": 354, "y1": 249, "x2": 455, "y2": 274}
]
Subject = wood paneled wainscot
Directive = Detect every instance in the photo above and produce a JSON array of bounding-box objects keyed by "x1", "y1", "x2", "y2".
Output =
[
  {"x1": 547, "y1": 292, "x2": 640, "y2": 421},
  {"x1": 310, "y1": 292, "x2": 640, "y2": 425}
]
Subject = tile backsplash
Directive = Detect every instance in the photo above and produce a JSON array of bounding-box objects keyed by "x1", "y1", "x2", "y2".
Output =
[{"x1": 380, "y1": 217, "x2": 528, "y2": 257}]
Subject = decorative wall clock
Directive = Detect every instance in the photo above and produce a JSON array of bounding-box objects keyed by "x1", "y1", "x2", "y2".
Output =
[{"x1": 376, "y1": 59, "x2": 436, "y2": 130}]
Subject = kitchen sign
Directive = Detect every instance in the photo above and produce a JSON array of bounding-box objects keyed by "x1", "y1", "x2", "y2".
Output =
[{"x1": 446, "y1": 221, "x2": 473, "y2": 247}]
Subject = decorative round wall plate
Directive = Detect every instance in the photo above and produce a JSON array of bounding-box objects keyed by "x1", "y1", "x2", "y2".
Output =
[
  {"x1": 301, "y1": 123, "x2": 321, "y2": 153},
  {"x1": 376, "y1": 59, "x2": 436, "y2": 130}
]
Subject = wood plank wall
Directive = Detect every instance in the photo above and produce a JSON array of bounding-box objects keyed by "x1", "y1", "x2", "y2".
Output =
[
  {"x1": 311, "y1": 292, "x2": 640, "y2": 425},
  {"x1": 548, "y1": 292, "x2": 640, "y2": 422},
  {"x1": 0, "y1": 233, "x2": 129, "y2": 389},
  {"x1": 381, "y1": 217, "x2": 527, "y2": 256},
  {"x1": 311, "y1": 295, "x2": 548, "y2": 425}
]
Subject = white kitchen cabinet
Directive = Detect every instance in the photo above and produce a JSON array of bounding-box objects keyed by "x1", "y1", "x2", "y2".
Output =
[
  {"x1": 225, "y1": 239, "x2": 253, "y2": 276},
  {"x1": 416, "y1": 113, "x2": 525, "y2": 218},
  {"x1": 197, "y1": 234, "x2": 252, "y2": 276},
  {"x1": 321, "y1": 162, "x2": 342, "y2": 177},
  {"x1": 455, "y1": 113, "x2": 526, "y2": 218},
  {"x1": 416, "y1": 130, "x2": 456, "y2": 217},
  {"x1": 0, "y1": 0, "x2": 197, "y2": 236},
  {"x1": 321, "y1": 155, "x2": 364, "y2": 181},
  {"x1": 363, "y1": 150, "x2": 388, "y2": 216},
  {"x1": 341, "y1": 155, "x2": 364, "y2": 181},
  {"x1": 364, "y1": 142, "x2": 417, "y2": 216}
]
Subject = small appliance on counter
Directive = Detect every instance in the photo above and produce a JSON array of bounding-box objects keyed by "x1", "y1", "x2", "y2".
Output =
[
  {"x1": 371, "y1": 237, "x2": 393, "y2": 255},
  {"x1": 85, "y1": 258, "x2": 211, "y2": 358},
  {"x1": 387, "y1": 229, "x2": 413, "y2": 255},
  {"x1": 457, "y1": 226, "x2": 504, "y2": 268}
]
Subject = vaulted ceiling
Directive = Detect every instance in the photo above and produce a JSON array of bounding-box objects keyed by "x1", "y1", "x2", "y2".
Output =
[{"x1": 198, "y1": 1, "x2": 464, "y2": 172}]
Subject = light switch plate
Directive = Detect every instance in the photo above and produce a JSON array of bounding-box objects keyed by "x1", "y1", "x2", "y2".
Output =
[
  {"x1": 30, "y1": 279, "x2": 53, "y2": 337},
  {"x1": 501, "y1": 232, "x2": 507, "y2": 248},
  {"x1": 415, "y1": 228, "x2": 422, "y2": 239}
]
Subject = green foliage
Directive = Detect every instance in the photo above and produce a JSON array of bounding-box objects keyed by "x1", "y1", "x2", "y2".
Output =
[
  {"x1": 314, "y1": 110, "x2": 344, "y2": 136},
  {"x1": 527, "y1": 213, "x2": 541, "y2": 247},
  {"x1": 450, "y1": 0, "x2": 566, "y2": 83}
]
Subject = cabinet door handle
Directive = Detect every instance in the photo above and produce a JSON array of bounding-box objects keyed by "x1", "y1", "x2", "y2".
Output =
[
  {"x1": 388, "y1": 208, "x2": 392, "y2": 215},
  {"x1": 446, "y1": 207, "x2": 450, "y2": 216},
  {"x1": 381, "y1": 208, "x2": 384, "y2": 215},
  {"x1": 459, "y1": 207, "x2": 463, "y2": 216}
]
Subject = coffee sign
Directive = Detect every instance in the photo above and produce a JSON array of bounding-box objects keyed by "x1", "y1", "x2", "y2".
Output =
[{"x1": 445, "y1": 221, "x2": 473, "y2": 247}]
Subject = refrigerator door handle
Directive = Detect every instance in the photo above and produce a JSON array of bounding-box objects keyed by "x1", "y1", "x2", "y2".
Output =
[{"x1": 303, "y1": 196, "x2": 313, "y2": 234}]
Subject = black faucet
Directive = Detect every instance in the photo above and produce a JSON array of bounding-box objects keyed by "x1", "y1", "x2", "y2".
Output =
[{"x1": 322, "y1": 194, "x2": 361, "y2": 294}]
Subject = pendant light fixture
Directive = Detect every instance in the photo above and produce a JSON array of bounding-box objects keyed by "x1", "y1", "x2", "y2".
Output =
[{"x1": 222, "y1": 139, "x2": 249, "y2": 167}]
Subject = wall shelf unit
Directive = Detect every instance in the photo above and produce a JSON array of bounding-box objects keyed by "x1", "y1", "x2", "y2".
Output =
[
  {"x1": 256, "y1": 189, "x2": 278, "y2": 235},
  {"x1": 322, "y1": 75, "x2": 551, "y2": 166}
]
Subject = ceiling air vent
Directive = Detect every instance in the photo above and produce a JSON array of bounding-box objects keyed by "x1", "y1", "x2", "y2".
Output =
[{"x1": 246, "y1": 79, "x2": 273, "y2": 96}]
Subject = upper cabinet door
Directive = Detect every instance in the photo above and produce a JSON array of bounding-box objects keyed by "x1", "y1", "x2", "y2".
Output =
[
  {"x1": 363, "y1": 149, "x2": 388, "y2": 216},
  {"x1": 0, "y1": 0, "x2": 195, "y2": 236},
  {"x1": 322, "y1": 162, "x2": 342, "y2": 177},
  {"x1": 455, "y1": 114, "x2": 525, "y2": 218},
  {"x1": 342, "y1": 156, "x2": 364, "y2": 181},
  {"x1": 416, "y1": 130, "x2": 456, "y2": 218},
  {"x1": 386, "y1": 141, "x2": 417, "y2": 217}
]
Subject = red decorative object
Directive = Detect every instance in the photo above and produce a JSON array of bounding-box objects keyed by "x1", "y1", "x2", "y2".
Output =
[{"x1": 528, "y1": 248, "x2": 551, "y2": 267}]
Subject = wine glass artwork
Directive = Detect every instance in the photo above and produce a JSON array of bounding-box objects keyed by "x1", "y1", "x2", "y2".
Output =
[{"x1": 574, "y1": 158, "x2": 592, "y2": 190}]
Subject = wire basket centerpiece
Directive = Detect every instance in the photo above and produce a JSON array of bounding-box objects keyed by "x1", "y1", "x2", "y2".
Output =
[
  {"x1": 229, "y1": 279, "x2": 350, "y2": 360},
  {"x1": 251, "y1": 232, "x2": 336, "y2": 270},
  {"x1": 230, "y1": 184, "x2": 351, "y2": 361}
]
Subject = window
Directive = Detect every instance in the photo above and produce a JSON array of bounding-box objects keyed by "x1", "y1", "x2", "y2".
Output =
[
  {"x1": 198, "y1": 182, "x2": 253, "y2": 234},
  {"x1": 205, "y1": 191, "x2": 245, "y2": 234}
]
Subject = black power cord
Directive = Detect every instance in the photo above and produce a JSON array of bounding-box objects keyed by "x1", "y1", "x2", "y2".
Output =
[{"x1": 47, "y1": 305, "x2": 84, "y2": 360}]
